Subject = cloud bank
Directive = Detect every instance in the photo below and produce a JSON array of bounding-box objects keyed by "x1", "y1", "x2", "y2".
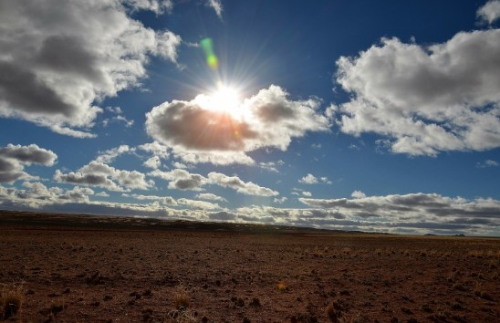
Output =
[
  {"x1": 1, "y1": 180, "x2": 500, "y2": 236},
  {"x1": 150, "y1": 169, "x2": 279, "y2": 196}
]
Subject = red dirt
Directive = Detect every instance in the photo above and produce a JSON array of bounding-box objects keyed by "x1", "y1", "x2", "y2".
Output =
[{"x1": 1, "y1": 211, "x2": 499, "y2": 322}]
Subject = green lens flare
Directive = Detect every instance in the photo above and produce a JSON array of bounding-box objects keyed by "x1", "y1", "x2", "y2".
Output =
[{"x1": 200, "y1": 38, "x2": 219, "y2": 70}]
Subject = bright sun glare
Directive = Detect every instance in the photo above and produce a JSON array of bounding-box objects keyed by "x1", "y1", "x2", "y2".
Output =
[
  {"x1": 210, "y1": 86, "x2": 240, "y2": 113},
  {"x1": 196, "y1": 84, "x2": 246, "y2": 120}
]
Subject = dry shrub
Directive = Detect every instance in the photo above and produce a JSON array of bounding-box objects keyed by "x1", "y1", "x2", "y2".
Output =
[
  {"x1": 277, "y1": 281, "x2": 288, "y2": 291},
  {"x1": 341, "y1": 248, "x2": 351, "y2": 256},
  {"x1": 312, "y1": 247, "x2": 324, "y2": 258},
  {"x1": 325, "y1": 301, "x2": 346, "y2": 323},
  {"x1": 166, "y1": 286, "x2": 195, "y2": 323},
  {"x1": 174, "y1": 286, "x2": 190, "y2": 310},
  {"x1": 166, "y1": 308, "x2": 196, "y2": 323},
  {"x1": 0, "y1": 284, "x2": 24, "y2": 320}
]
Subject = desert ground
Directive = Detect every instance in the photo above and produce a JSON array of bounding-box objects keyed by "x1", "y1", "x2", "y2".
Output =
[{"x1": 1, "y1": 211, "x2": 499, "y2": 323}]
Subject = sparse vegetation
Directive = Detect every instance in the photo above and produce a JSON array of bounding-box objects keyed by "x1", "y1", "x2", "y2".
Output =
[
  {"x1": 0, "y1": 283, "x2": 23, "y2": 320},
  {"x1": 1, "y1": 212, "x2": 499, "y2": 322},
  {"x1": 173, "y1": 286, "x2": 190, "y2": 310}
]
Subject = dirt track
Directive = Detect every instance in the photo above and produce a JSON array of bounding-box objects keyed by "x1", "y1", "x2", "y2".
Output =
[{"x1": 1, "y1": 211, "x2": 499, "y2": 322}]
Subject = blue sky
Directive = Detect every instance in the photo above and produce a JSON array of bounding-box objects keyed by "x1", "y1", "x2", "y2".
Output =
[{"x1": 1, "y1": 0, "x2": 500, "y2": 235}]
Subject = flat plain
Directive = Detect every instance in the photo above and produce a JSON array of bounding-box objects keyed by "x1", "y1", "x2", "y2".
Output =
[{"x1": 1, "y1": 211, "x2": 499, "y2": 323}]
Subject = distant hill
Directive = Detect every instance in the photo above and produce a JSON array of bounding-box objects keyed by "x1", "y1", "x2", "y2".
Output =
[{"x1": 0, "y1": 209, "x2": 359, "y2": 235}]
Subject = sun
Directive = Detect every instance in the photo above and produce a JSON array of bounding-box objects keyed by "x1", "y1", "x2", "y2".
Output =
[
  {"x1": 210, "y1": 86, "x2": 240, "y2": 113},
  {"x1": 196, "y1": 84, "x2": 245, "y2": 119}
]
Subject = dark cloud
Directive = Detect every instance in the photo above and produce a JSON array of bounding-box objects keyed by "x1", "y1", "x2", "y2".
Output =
[
  {"x1": 0, "y1": 61, "x2": 75, "y2": 116},
  {"x1": 0, "y1": 170, "x2": 24, "y2": 183},
  {"x1": 0, "y1": 144, "x2": 57, "y2": 183},
  {"x1": 146, "y1": 101, "x2": 257, "y2": 151},
  {"x1": 36, "y1": 35, "x2": 103, "y2": 82},
  {"x1": 55, "y1": 171, "x2": 109, "y2": 186},
  {"x1": 173, "y1": 176, "x2": 206, "y2": 190},
  {"x1": 0, "y1": 158, "x2": 19, "y2": 173},
  {"x1": 0, "y1": 144, "x2": 57, "y2": 166},
  {"x1": 255, "y1": 103, "x2": 296, "y2": 123}
]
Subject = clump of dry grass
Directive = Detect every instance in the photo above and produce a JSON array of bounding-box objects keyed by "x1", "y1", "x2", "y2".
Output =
[
  {"x1": 0, "y1": 284, "x2": 24, "y2": 320},
  {"x1": 325, "y1": 301, "x2": 348, "y2": 323},
  {"x1": 166, "y1": 308, "x2": 196, "y2": 323},
  {"x1": 312, "y1": 247, "x2": 324, "y2": 258},
  {"x1": 277, "y1": 281, "x2": 288, "y2": 291},
  {"x1": 174, "y1": 286, "x2": 190, "y2": 310},
  {"x1": 166, "y1": 286, "x2": 196, "y2": 323}
]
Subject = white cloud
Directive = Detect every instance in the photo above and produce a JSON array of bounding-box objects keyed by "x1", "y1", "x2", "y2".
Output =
[
  {"x1": 172, "y1": 150, "x2": 255, "y2": 166},
  {"x1": 0, "y1": 144, "x2": 57, "y2": 183},
  {"x1": 196, "y1": 193, "x2": 228, "y2": 202},
  {"x1": 137, "y1": 142, "x2": 169, "y2": 159},
  {"x1": 335, "y1": 29, "x2": 500, "y2": 156},
  {"x1": 0, "y1": 182, "x2": 95, "y2": 208},
  {"x1": 59, "y1": 186, "x2": 95, "y2": 203},
  {"x1": 48, "y1": 125, "x2": 97, "y2": 138},
  {"x1": 143, "y1": 156, "x2": 161, "y2": 169},
  {"x1": 177, "y1": 198, "x2": 220, "y2": 210},
  {"x1": 151, "y1": 169, "x2": 279, "y2": 196},
  {"x1": 302, "y1": 191, "x2": 312, "y2": 197},
  {"x1": 172, "y1": 162, "x2": 188, "y2": 169},
  {"x1": 351, "y1": 190, "x2": 366, "y2": 199},
  {"x1": 95, "y1": 145, "x2": 131, "y2": 164},
  {"x1": 106, "y1": 107, "x2": 123, "y2": 114},
  {"x1": 150, "y1": 169, "x2": 207, "y2": 191},
  {"x1": 259, "y1": 161, "x2": 282, "y2": 173},
  {"x1": 137, "y1": 142, "x2": 170, "y2": 169},
  {"x1": 299, "y1": 173, "x2": 318, "y2": 184},
  {"x1": 103, "y1": 107, "x2": 134, "y2": 128},
  {"x1": 123, "y1": 191, "x2": 220, "y2": 209},
  {"x1": 0, "y1": 0, "x2": 181, "y2": 136},
  {"x1": 477, "y1": 0, "x2": 500, "y2": 24},
  {"x1": 205, "y1": 0, "x2": 223, "y2": 19},
  {"x1": 207, "y1": 172, "x2": 279, "y2": 196},
  {"x1": 320, "y1": 177, "x2": 332, "y2": 184},
  {"x1": 125, "y1": 0, "x2": 173, "y2": 14},
  {"x1": 124, "y1": 193, "x2": 178, "y2": 205},
  {"x1": 55, "y1": 161, "x2": 152, "y2": 192},
  {"x1": 476, "y1": 159, "x2": 499, "y2": 168},
  {"x1": 145, "y1": 85, "x2": 330, "y2": 165},
  {"x1": 273, "y1": 196, "x2": 288, "y2": 204}
]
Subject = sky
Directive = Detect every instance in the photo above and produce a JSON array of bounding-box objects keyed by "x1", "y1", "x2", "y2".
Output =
[{"x1": 1, "y1": 0, "x2": 500, "y2": 236}]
